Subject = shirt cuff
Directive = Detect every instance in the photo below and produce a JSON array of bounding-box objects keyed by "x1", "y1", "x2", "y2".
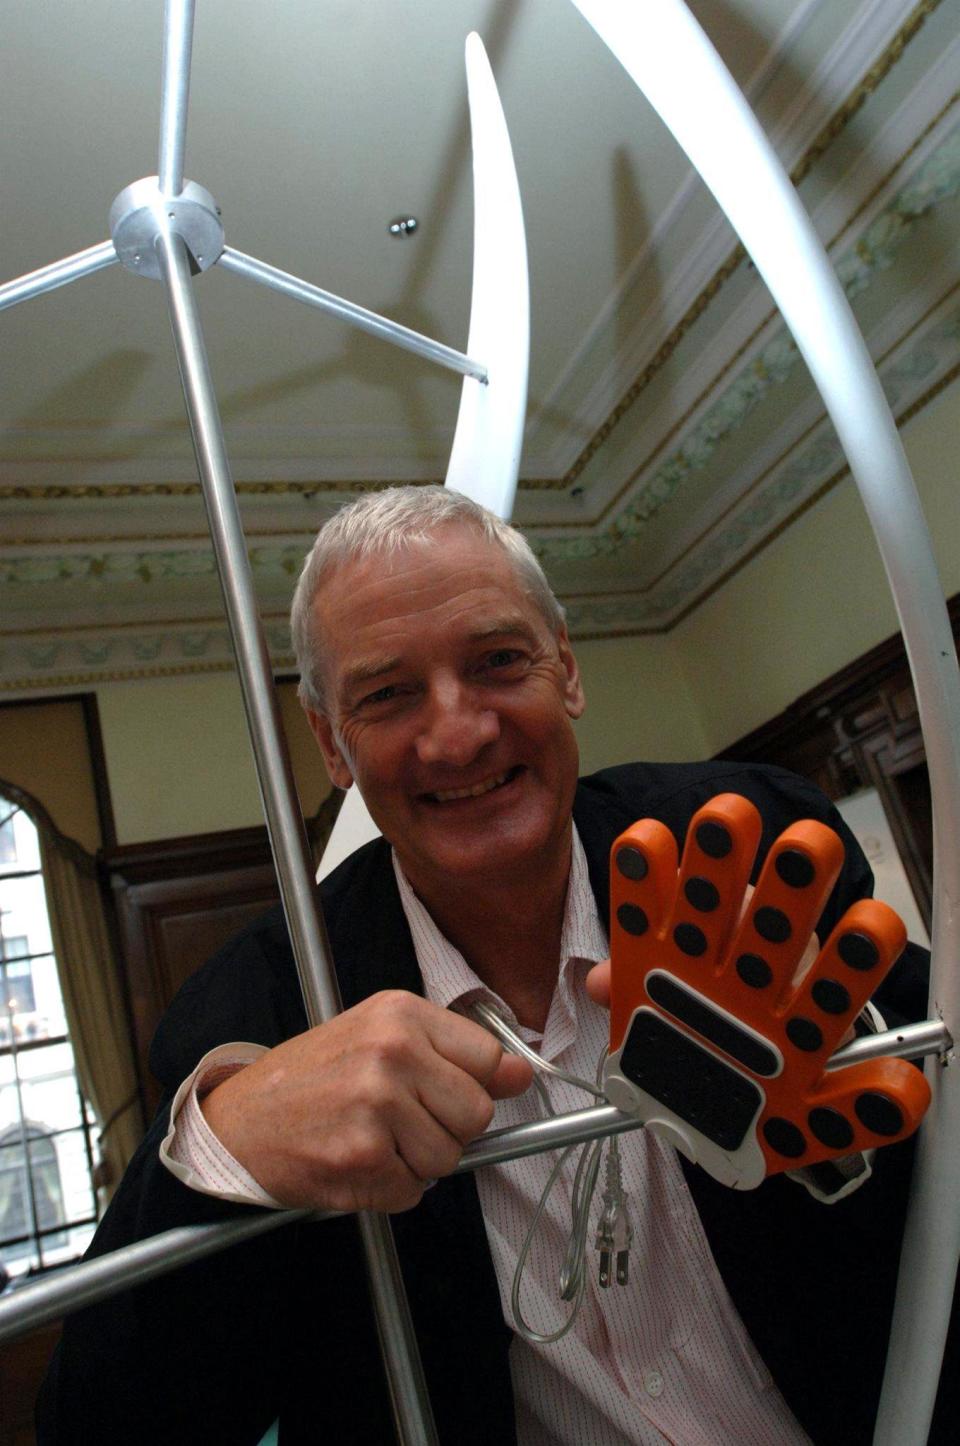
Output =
[{"x1": 160, "y1": 1042, "x2": 284, "y2": 1208}]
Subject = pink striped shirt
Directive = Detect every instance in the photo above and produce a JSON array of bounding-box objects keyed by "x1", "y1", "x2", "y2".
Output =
[{"x1": 165, "y1": 829, "x2": 809, "y2": 1444}]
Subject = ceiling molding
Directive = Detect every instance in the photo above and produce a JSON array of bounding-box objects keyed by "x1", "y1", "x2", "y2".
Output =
[
  {"x1": 533, "y1": 118, "x2": 960, "y2": 562},
  {"x1": 1, "y1": 307, "x2": 956, "y2": 696},
  {"x1": 562, "y1": 302, "x2": 960, "y2": 633}
]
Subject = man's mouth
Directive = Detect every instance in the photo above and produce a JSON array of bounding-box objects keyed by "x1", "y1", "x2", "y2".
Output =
[{"x1": 424, "y1": 765, "x2": 524, "y2": 803}]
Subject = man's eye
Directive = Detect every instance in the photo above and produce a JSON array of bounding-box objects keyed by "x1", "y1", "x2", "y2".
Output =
[
  {"x1": 360, "y1": 684, "x2": 400, "y2": 707},
  {"x1": 485, "y1": 649, "x2": 523, "y2": 670}
]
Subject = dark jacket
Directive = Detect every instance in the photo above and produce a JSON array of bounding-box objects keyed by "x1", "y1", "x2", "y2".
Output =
[{"x1": 38, "y1": 762, "x2": 951, "y2": 1445}]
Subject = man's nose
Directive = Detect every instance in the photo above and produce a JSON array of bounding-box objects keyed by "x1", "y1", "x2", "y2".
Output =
[{"x1": 415, "y1": 679, "x2": 500, "y2": 766}]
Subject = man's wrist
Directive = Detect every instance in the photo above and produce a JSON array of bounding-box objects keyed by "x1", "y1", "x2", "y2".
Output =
[{"x1": 160, "y1": 1043, "x2": 282, "y2": 1207}]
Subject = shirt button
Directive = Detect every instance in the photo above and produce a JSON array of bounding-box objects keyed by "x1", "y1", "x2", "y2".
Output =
[{"x1": 643, "y1": 1369, "x2": 665, "y2": 1398}]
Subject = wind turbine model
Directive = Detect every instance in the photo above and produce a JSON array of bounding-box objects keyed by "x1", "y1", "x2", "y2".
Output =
[{"x1": 2, "y1": 4, "x2": 959, "y2": 1443}]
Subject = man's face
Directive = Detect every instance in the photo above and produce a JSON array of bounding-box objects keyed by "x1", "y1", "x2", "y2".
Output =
[{"x1": 304, "y1": 525, "x2": 585, "y2": 898}]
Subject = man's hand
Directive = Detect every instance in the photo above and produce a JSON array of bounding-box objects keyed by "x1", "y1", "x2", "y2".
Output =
[{"x1": 200, "y1": 991, "x2": 533, "y2": 1213}]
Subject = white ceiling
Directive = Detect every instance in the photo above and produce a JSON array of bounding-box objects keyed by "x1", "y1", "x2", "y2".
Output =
[{"x1": 1, "y1": 0, "x2": 958, "y2": 694}]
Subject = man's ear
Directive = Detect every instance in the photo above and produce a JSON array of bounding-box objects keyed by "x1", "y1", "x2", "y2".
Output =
[
  {"x1": 304, "y1": 707, "x2": 355, "y2": 791},
  {"x1": 557, "y1": 626, "x2": 586, "y2": 720}
]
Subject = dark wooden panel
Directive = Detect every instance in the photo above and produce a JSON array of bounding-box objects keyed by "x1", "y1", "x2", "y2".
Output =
[
  {"x1": 107, "y1": 835, "x2": 280, "y2": 1117},
  {"x1": 719, "y1": 593, "x2": 959, "y2": 935},
  {"x1": 104, "y1": 793, "x2": 341, "y2": 1119},
  {"x1": 0, "y1": 1322, "x2": 60, "y2": 1446}
]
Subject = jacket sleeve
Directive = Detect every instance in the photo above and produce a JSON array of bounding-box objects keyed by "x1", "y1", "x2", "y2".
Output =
[{"x1": 35, "y1": 913, "x2": 311, "y2": 1445}]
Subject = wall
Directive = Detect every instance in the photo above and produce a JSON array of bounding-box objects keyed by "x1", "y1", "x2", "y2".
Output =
[
  {"x1": 96, "y1": 674, "x2": 330, "y2": 844},
  {"x1": 572, "y1": 632, "x2": 708, "y2": 774},
  {"x1": 671, "y1": 373, "x2": 960, "y2": 755},
  {"x1": 92, "y1": 635, "x2": 705, "y2": 843},
  {"x1": 0, "y1": 700, "x2": 102, "y2": 851}
]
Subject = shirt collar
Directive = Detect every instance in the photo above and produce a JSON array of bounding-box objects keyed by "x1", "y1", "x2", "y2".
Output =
[{"x1": 391, "y1": 825, "x2": 608, "y2": 1049}]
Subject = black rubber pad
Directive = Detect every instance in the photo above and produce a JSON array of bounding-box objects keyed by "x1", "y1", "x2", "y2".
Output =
[
  {"x1": 837, "y1": 932, "x2": 879, "y2": 971},
  {"x1": 736, "y1": 953, "x2": 772, "y2": 989},
  {"x1": 763, "y1": 1117, "x2": 807, "y2": 1159},
  {"x1": 674, "y1": 923, "x2": 708, "y2": 957},
  {"x1": 619, "y1": 1010, "x2": 761, "y2": 1151},
  {"x1": 811, "y1": 978, "x2": 850, "y2": 1015},
  {"x1": 616, "y1": 846, "x2": 648, "y2": 881},
  {"x1": 808, "y1": 1107, "x2": 854, "y2": 1150},
  {"x1": 646, "y1": 972, "x2": 779, "y2": 1078},
  {"x1": 775, "y1": 849, "x2": 816, "y2": 889},
  {"x1": 855, "y1": 1092, "x2": 904, "y2": 1137},
  {"x1": 617, "y1": 903, "x2": 648, "y2": 936},
  {"x1": 786, "y1": 1016, "x2": 823, "y2": 1052},
  {"x1": 685, "y1": 876, "x2": 720, "y2": 912},
  {"x1": 696, "y1": 821, "x2": 732, "y2": 859},
  {"x1": 754, "y1": 907, "x2": 792, "y2": 943}
]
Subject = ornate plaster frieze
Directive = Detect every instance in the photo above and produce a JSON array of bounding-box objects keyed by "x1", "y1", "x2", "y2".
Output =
[
  {"x1": 1, "y1": 297, "x2": 957, "y2": 696},
  {"x1": 0, "y1": 544, "x2": 306, "y2": 588},
  {"x1": 563, "y1": 303, "x2": 960, "y2": 634},
  {"x1": 0, "y1": 621, "x2": 295, "y2": 699}
]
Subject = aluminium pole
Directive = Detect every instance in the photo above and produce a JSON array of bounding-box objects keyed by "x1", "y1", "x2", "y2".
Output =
[
  {"x1": 158, "y1": 0, "x2": 195, "y2": 197},
  {"x1": 0, "y1": 241, "x2": 117, "y2": 313},
  {"x1": 218, "y1": 247, "x2": 487, "y2": 380},
  {"x1": 153, "y1": 223, "x2": 438, "y2": 1446},
  {"x1": 0, "y1": 1018, "x2": 948, "y2": 1346}
]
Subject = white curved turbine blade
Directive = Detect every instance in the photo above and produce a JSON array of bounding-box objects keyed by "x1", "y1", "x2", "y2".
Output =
[
  {"x1": 445, "y1": 31, "x2": 530, "y2": 523},
  {"x1": 569, "y1": 4, "x2": 960, "y2": 1442},
  {"x1": 316, "y1": 785, "x2": 380, "y2": 882}
]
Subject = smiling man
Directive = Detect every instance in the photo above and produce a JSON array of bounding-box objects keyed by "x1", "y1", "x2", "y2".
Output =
[
  {"x1": 301, "y1": 513, "x2": 586, "y2": 1029},
  {"x1": 39, "y1": 487, "x2": 953, "y2": 1446}
]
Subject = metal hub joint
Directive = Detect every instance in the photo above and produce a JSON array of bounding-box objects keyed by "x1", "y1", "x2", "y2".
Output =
[{"x1": 109, "y1": 176, "x2": 224, "y2": 280}]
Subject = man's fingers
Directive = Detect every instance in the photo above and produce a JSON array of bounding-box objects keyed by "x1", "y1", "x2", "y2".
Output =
[
  {"x1": 416, "y1": 1056, "x2": 500, "y2": 1144},
  {"x1": 586, "y1": 958, "x2": 611, "y2": 1007},
  {"x1": 487, "y1": 1052, "x2": 534, "y2": 1100},
  {"x1": 421, "y1": 1001, "x2": 508, "y2": 1086},
  {"x1": 391, "y1": 1096, "x2": 470, "y2": 1182},
  {"x1": 199, "y1": 993, "x2": 535, "y2": 1212}
]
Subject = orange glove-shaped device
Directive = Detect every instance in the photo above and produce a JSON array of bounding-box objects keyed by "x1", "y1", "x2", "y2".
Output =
[{"x1": 603, "y1": 793, "x2": 930, "y2": 1189}]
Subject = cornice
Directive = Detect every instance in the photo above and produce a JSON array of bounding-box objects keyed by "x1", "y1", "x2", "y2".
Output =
[
  {"x1": 0, "y1": 477, "x2": 409, "y2": 503},
  {"x1": 789, "y1": 0, "x2": 943, "y2": 192},
  {"x1": 565, "y1": 323, "x2": 960, "y2": 634},
  {"x1": 2, "y1": 314, "x2": 957, "y2": 697},
  {"x1": 0, "y1": 286, "x2": 957, "y2": 686}
]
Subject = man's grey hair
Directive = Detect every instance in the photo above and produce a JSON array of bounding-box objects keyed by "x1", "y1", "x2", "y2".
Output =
[{"x1": 291, "y1": 484, "x2": 565, "y2": 712}]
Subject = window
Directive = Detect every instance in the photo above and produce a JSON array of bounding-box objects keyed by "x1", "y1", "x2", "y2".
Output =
[
  {"x1": 0, "y1": 936, "x2": 37, "y2": 1016},
  {"x1": 0, "y1": 802, "x2": 100, "y2": 1280},
  {"x1": 0, "y1": 809, "x2": 16, "y2": 865},
  {"x1": 0, "y1": 1124, "x2": 69, "y2": 1264}
]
